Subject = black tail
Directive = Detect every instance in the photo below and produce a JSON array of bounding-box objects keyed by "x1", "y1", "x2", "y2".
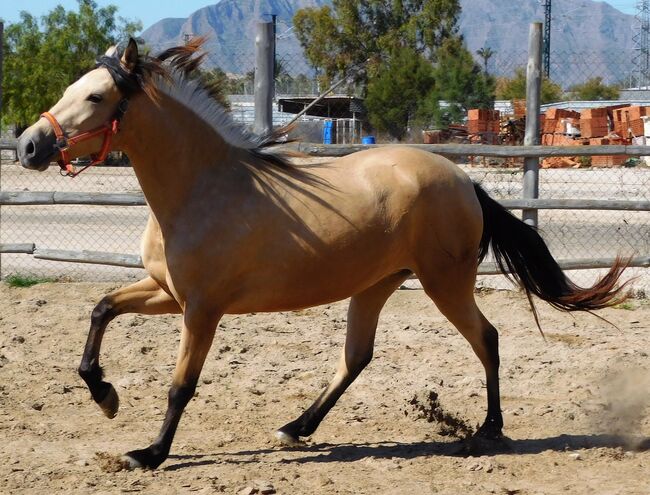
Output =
[{"x1": 473, "y1": 183, "x2": 628, "y2": 321}]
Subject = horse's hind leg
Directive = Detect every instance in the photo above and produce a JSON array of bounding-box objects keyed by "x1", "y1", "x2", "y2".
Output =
[
  {"x1": 417, "y1": 259, "x2": 503, "y2": 439},
  {"x1": 276, "y1": 270, "x2": 411, "y2": 445},
  {"x1": 78, "y1": 276, "x2": 181, "y2": 418}
]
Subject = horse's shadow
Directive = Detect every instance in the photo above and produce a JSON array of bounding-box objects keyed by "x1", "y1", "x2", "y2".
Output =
[{"x1": 164, "y1": 433, "x2": 650, "y2": 471}]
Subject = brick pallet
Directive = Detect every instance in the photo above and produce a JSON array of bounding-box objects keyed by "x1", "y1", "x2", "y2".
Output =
[
  {"x1": 467, "y1": 108, "x2": 500, "y2": 143},
  {"x1": 537, "y1": 104, "x2": 648, "y2": 167}
]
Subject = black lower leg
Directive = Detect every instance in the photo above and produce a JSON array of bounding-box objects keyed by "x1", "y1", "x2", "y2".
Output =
[
  {"x1": 79, "y1": 297, "x2": 116, "y2": 406},
  {"x1": 125, "y1": 382, "x2": 196, "y2": 469},
  {"x1": 477, "y1": 325, "x2": 503, "y2": 439},
  {"x1": 78, "y1": 361, "x2": 113, "y2": 403},
  {"x1": 279, "y1": 366, "x2": 365, "y2": 441},
  {"x1": 278, "y1": 388, "x2": 341, "y2": 439}
]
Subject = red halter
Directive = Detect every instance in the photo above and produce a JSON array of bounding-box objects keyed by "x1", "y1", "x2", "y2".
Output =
[{"x1": 40, "y1": 99, "x2": 128, "y2": 177}]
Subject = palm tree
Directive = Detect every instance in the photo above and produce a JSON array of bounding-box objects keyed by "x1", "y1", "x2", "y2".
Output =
[{"x1": 476, "y1": 47, "x2": 495, "y2": 75}]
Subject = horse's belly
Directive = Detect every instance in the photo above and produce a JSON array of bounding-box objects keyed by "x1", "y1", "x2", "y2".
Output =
[{"x1": 222, "y1": 245, "x2": 408, "y2": 313}]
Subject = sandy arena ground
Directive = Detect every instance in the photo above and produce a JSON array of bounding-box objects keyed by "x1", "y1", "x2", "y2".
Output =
[{"x1": 0, "y1": 282, "x2": 648, "y2": 494}]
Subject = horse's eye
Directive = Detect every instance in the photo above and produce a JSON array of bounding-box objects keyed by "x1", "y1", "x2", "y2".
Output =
[{"x1": 87, "y1": 94, "x2": 103, "y2": 103}]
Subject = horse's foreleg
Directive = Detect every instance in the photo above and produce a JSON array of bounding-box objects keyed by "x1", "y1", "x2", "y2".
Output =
[
  {"x1": 122, "y1": 307, "x2": 220, "y2": 470},
  {"x1": 78, "y1": 277, "x2": 181, "y2": 418},
  {"x1": 276, "y1": 271, "x2": 410, "y2": 445}
]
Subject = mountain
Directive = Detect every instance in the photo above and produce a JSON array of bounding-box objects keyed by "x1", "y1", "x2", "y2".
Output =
[
  {"x1": 141, "y1": 0, "x2": 636, "y2": 86},
  {"x1": 141, "y1": 0, "x2": 330, "y2": 76},
  {"x1": 459, "y1": 0, "x2": 635, "y2": 86}
]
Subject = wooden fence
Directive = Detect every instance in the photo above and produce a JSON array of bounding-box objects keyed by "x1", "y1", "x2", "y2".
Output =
[{"x1": 1, "y1": 141, "x2": 649, "y2": 273}]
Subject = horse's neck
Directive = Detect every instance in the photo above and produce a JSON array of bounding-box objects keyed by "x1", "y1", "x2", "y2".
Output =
[{"x1": 118, "y1": 93, "x2": 237, "y2": 228}]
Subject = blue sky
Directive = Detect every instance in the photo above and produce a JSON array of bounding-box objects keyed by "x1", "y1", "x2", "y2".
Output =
[
  {"x1": 607, "y1": 1, "x2": 636, "y2": 14},
  {"x1": 0, "y1": 0, "x2": 639, "y2": 31},
  {"x1": 0, "y1": 1, "x2": 219, "y2": 31}
]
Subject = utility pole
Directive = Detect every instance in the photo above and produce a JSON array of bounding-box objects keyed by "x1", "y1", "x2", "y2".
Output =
[
  {"x1": 542, "y1": 0, "x2": 552, "y2": 78},
  {"x1": 254, "y1": 22, "x2": 275, "y2": 136},
  {"x1": 523, "y1": 23, "x2": 543, "y2": 228},
  {"x1": 262, "y1": 13, "x2": 278, "y2": 82}
]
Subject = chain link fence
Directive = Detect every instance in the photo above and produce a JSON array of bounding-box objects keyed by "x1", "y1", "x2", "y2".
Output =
[
  {"x1": 490, "y1": 49, "x2": 638, "y2": 88},
  {"x1": 1, "y1": 44, "x2": 648, "y2": 292}
]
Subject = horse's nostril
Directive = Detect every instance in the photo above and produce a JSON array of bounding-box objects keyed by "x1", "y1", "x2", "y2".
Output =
[{"x1": 25, "y1": 141, "x2": 35, "y2": 156}]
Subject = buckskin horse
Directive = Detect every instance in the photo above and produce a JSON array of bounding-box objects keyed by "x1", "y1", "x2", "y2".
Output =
[{"x1": 16, "y1": 39, "x2": 627, "y2": 469}]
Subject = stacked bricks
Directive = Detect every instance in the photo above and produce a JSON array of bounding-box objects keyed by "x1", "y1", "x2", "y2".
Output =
[
  {"x1": 543, "y1": 108, "x2": 581, "y2": 135},
  {"x1": 540, "y1": 106, "x2": 635, "y2": 167},
  {"x1": 541, "y1": 136, "x2": 587, "y2": 168},
  {"x1": 590, "y1": 136, "x2": 628, "y2": 167},
  {"x1": 579, "y1": 108, "x2": 608, "y2": 138},
  {"x1": 541, "y1": 108, "x2": 582, "y2": 150},
  {"x1": 613, "y1": 106, "x2": 648, "y2": 138},
  {"x1": 466, "y1": 109, "x2": 500, "y2": 145},
  {"x1": 512, "y1": 99, "x2": 526, "y2": 118},
  {"x1": 467, "y1": 109, "x2": 500, "y2": 134}
]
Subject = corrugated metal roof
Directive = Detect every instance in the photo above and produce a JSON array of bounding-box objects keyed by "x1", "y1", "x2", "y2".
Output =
[{"x1": 541, "y1": 99, "x2": 650, "y2": 110}]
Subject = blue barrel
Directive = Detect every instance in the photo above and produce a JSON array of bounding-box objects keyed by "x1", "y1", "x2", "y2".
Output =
[
  {"x1": 323, "y1": 120, "x2": 333, "y2": 144},
  {"x1": 362, "y1": 136, "x2": 376, "y2": 145}
]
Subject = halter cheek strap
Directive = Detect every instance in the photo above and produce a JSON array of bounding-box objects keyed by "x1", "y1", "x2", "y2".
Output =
[{"x1": 40, "y1": 98, "x2": 129, "y2": 178}]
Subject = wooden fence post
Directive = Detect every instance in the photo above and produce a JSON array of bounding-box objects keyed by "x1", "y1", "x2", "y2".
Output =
[
  {"x1": 523, "y1": 22, "x2": 543, "y2": 227},
  {"x1": 254, "y1": 21, "x2": 274, "y2": 136}
]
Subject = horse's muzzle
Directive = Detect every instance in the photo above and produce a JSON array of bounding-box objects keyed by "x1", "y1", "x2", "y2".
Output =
[{"x1": 17, "y1": 126, "x2": 57, "y2": 171}]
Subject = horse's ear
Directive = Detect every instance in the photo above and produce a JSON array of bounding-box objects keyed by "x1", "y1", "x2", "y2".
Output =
[{"x1": 121, "y1": 38, "x2": 139, "y2": 73}]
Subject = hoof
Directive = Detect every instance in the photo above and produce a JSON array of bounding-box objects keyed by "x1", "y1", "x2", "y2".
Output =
[
  {"x1": 98, "y1": 385, "x2": 119, "y2": 419},
  {"x1": 122, "y1": 447, "x2": 166, "y2": 470},
  {"x1": 120, "y1": 454, "x2": 144, "y2": 470},
  {"x1": 275, "y1": 430, "x2": 305, "y2": 447}
]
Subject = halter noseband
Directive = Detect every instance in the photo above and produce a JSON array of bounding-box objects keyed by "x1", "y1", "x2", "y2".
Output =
[
  {"x1": 40, "y1": 55, "x2": 137, "y2": 178},
  {"x1": 41, "y1": 102, "x2": 127, "y2": 177}
]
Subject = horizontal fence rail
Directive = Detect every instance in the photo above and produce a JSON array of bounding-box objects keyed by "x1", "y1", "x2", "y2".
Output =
[
  {"x1": 0, "y1": 139, "x2": 17, "y2": 150},
  {"x1": 1, "y1": 243, "x2": 648, "y2": 273},
  {"x1": 499, "y1": 199, "x2": 650, "y2": 211},
  {"x1": 33, "y1": 248, "x2": 143, "y2": 268},
  {"x1": 2, "y1": 192, "x2": 649, "y2": 211},
  {"x1": 285, "y1": 143, "x2": 650, "y2": 158},
  {"x1": 3, "y1": 139, "x2": 650, "y2": 158},
  {"x1": 0, "y1": 191, "x2": 147, "y2": 206},
  {"x1": 1, "y1": 141, "x2": 648, "y2": 278}
]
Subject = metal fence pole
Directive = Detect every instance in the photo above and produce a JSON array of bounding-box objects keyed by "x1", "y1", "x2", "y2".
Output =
[
  {"x1": 523, "y1": 22, "x2": 542, "y2": 227},
  {"x1": 254, "y1": 21, "x2": 274, "y2": 136},
  {"x1": 1, "y1": 21, "x2": 4, "y2": 279}
]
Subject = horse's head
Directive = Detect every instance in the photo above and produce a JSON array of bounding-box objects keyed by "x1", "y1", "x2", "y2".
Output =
[{"x1": 17, "y1": 39, "x2": 140, "y2": 173}]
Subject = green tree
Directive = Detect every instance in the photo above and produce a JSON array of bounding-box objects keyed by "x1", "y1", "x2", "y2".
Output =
[
  {"x1": 365, "y1": 46, "x2": 435, "y2": 140},
  {"x1": 420, "y1": 37, "x2": 495, "y2": 127},
  {"x1": 294, "y1": 0, "x2": 461, "y2": 84},
  {"x1": 2, "y1": 0, "x2": 141, "y2": 127},
  {"x1": 274, "y1": 58, "x2": 294, "y2": 94},
  {"x1": 496, "y1": 67, "x2": 563, "y2": 104},
  {"x1": 568, "y1": 77, "x2": 620, "y2": 100},
  {"x1": 295, "y1": 1, "x2": 486, "y2": 137},
  {"x1": 196, "y1": 68, "x2": 232, "y2": 110}
]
